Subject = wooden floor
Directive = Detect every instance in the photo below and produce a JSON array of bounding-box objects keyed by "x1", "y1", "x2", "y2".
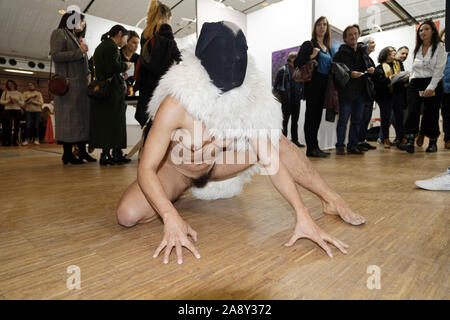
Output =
[{"x1": 0, "y1": 141, "x2": 449, "y2": 300}]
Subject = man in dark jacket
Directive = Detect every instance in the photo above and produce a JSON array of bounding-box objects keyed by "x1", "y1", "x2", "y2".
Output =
[
  {"x1": 273, "y1": 52, "x2": 304, "y2": 148},
  {"x1": 333, "y1": 24, "x2": 375, "y2": 155}
]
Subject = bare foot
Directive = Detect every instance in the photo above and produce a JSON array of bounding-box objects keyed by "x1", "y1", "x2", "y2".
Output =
[{"x1": 322, "y1": 197, "x2": 366, "y2": 226}]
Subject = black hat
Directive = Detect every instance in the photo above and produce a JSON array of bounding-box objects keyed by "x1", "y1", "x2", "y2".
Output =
[{"x1": 195, "y1": 21, "x2": 248, "y2": 93}]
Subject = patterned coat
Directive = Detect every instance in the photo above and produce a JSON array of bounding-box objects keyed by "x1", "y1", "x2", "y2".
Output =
[{"x1": 50, "y1": 28, "x2": 90, "y2": 143}]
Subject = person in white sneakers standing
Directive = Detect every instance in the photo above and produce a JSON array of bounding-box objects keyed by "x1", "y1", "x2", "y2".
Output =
[
  {"x1": 415, "y1": 167, "x2": 450, "y2": 191},
  {"x1": 22, "y1": 82, "x2": 44, "y2": 145}
]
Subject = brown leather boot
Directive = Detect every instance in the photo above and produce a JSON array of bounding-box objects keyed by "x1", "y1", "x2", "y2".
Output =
[
  {"x1": 384, "y1": 138, "x2": 391, "y2": 149},
  {"x1": 445, "y1": 140, "x2": 450, "y2": 149}
]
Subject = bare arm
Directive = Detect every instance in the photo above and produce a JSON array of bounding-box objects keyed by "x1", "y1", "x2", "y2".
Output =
[
  {"x1": 138, "y1": 96, "x2": 200, "y2": 264},
  {"x1": 137, "y1": 95, "x2": 185, "y2": 220}
]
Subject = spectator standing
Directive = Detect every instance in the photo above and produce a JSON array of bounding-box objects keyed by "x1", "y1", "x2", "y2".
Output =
[
  {"x1": 372, "y1": 46, "x2": 408, "y2": 149},
  {"x1": 120, "y1": 30, "x2": 140, "y2": 98},
  {"x1": 50, "y1": 11, "x2": 93, "y2": 164},
  {"x1": 0, "y1": 80, "x2": 23, "y2": 146},
  {"x1": 358, "y1": 37, "x2": 377, "y2": 151},
  {"x1": 295, "y1": 16, "x2": 333, "y2": 157},
  {"x1": 440, "y1": 30, "x2": 450, "y2": 149},
  {"x1": 89, "y1": 25, "x2": 131, "y2": 165},
  {"x1": 22, "y1": 81, "x2": 43, "y2": 145},
  {"x1": 274, "y1": 52, "x2": 304, "y2": 148},
  {"x1": 400, "y1": 20, "x2": 446, "y2": 153},
  {"x1": 333, "y1": 24, "x2": 375, "y2": 155}
]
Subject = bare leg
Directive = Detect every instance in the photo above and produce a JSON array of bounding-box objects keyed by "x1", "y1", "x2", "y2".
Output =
[
  {"x1": 279, "y1": 136, "x2": 366, "y2": 225},
  {"x1": 116, "y1": 162, "x2": 191, "y2": 227}
]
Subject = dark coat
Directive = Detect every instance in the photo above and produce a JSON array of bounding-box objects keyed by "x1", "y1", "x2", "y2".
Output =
[
  {"x1": 332, "y1": 43, "x2": 374, "y2": 100},
  {"x1": 135, "y1": 24, "x2": 181, "y2": 127},
  {"x1": 50, "y1": 28, "x2": 90, "y2": 143},
  {"x1": 89, "y1": 38, "x2": 128, "y2": 149}
]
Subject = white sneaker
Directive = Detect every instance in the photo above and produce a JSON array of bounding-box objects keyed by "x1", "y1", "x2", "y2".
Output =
[
  {"x1": 22, "y1": 140, "x2": 28, "y2": 146},
  {"x1": 415, "y1": 168, "x2": 450, "y2": 191},
  {"x1": 34, "y1": 140, "x2": 40, "y2": 145}
]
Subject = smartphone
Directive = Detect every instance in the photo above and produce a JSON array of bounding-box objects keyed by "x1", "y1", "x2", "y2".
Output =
[{"x1": 419, "y1": 91, "x2": 435, "y2": 97}]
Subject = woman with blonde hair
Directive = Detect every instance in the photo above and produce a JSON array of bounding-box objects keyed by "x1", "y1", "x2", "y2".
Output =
[{"x1": 135, "y1": 0, "x2": 181, "y2": 129}]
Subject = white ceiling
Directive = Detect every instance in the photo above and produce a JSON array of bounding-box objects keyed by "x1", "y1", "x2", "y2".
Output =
[
  {"x1": 0, "y1": 0, "x2": 446, "y2": 60},
  {"x1": 0, "y1": 0, "x2": 282, "y2": 60},
  {"x1": 359, "y1": 0, "x2": 446, "y2": 33}
]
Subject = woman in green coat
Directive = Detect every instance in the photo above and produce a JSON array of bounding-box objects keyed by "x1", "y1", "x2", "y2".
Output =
[{"x1": 89, "y1": 25, "x2": 131, "y2": 165}]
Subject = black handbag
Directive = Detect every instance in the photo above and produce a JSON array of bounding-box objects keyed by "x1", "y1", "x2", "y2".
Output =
[{"x1": 87, "y1": 56, "x2": 111, "y2": 100}]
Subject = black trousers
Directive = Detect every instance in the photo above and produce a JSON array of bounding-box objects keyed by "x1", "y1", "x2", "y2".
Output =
[
  {"x1": 404, "y1": 78, "x2": 443, "y2": 139},
  {"x1": 135, "y1": 87, "x2": 154, "y2": 128},
  {"x1": 2, "y1": 109, "x2": 21, "y2": 145},
  {"x1": 304, "y1": 72, "x2": 328, "y2": 151},
  {"x1": 442, "y1": 93, "x2": 450, "y2": 142},
  {"x1": 282, "y1": 97, "x2": 301, "y2": 142},
  {"x1": 378, "y1": 92, "x2": 405, "y2": 140}
]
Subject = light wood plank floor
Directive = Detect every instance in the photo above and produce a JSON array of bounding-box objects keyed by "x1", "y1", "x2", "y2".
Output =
[{"x1": 0, "y1": 141, "x2": 449, "y2": 300}]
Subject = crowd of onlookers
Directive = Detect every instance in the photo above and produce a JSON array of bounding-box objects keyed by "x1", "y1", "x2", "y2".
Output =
[
  {"x1": 274, "y1": 17, "x2": 450, "y2": 157},
  {"x1": 0, "y1": 0, "x2": 179, "y2": 167},
  {"x1": 2, "y1": 6, "x2": 449, "y2": 168},
  {"x1": 0, "y1": 80, "x2": 45, "y2": 146}
]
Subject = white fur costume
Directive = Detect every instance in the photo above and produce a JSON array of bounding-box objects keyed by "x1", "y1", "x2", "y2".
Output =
[{"x1": 146, "y1": 46, "x2": 283, "y2": 200}]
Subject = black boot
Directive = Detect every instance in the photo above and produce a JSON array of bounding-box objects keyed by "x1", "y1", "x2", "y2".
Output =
[
  {"x1": 112, "y1": 148, "x2": 131, "y2": 164},
  {"x1": 78, "y1": 143, "x2": 97, "y2": 162},
  {"x1": 399, "y1": 134, "x2": 415, "y2": 154},
  {"x1": 426, "y1": 139, "x2": 438, "y2": 153},
  {"x1": 62, "y1": 143, "x2": 84, "y2": 165},
  {"x1": 100, "y1": 149, "x2": 116, "y2": 166}
]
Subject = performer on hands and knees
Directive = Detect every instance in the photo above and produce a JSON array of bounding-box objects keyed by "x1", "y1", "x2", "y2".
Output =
[{"x1": 117, "y1": 22, "x2": 365, "y2": 264}]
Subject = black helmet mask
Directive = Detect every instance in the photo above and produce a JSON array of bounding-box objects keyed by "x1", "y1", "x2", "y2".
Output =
[{"x1": 195, "y1": 21, "x2": 248, "y2": 93}]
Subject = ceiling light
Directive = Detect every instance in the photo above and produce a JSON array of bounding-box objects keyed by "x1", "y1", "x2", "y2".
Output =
[
  {"x1": 261, "y1": 2, "x2": 269, "y2": 7},
  {"x1": 4, "y1": 69, "x2": 35, "y2": 75},
  {"x1": 181, "y1": 17, "x2": 196, "y2": 22},
  {"x1": 58, "y1": 9, "x2": 66, "y2": 14}
]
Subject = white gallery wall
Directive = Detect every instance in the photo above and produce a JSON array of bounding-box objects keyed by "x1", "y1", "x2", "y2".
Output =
[
  {"x1": 314, "y1": 0, "x2": 359, "y2": 31},
  {"x1": 196, "y1": 0, "x2": 247, "y2": 36},
  {"x1": 247, "y1": 0, "x2": 312, "y2": 147}
]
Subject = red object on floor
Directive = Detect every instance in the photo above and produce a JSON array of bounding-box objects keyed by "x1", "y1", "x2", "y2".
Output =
[{"x1": 44, "y1": 115, "x2": 56, "y2": 143}]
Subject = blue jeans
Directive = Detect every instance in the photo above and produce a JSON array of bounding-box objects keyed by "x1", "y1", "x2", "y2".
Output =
[
  {"x1": 359, "y1": 100, "x2": 374, "y2": 143},
  {"x1": 26, "y1": 111, "x2": 40, "y2": 140},
  {"x1": 336, "y1": 95, "x2": 365, "y2": 150}
]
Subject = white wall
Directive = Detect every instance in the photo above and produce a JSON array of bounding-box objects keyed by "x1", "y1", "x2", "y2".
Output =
[
  {"x1": 84, "y1": 14, "x2": 142, "y2": 60},
  {"x1": 175, "y1": 33, "x2": 197, "y2": 50},
  {"x1": 247, "y1": 0, "x2": 312, "y2": 86},
  {"x1": 196, "y1": 0, "x2": 247, "y2": 37},
  {"x1": 315, "y1": 0, "x2": 359, "y2": 31}
]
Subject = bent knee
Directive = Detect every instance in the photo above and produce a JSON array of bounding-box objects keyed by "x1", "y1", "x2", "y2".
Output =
[{"x1": 116, "y1": 205, "x2": 139, "y2": 228}]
